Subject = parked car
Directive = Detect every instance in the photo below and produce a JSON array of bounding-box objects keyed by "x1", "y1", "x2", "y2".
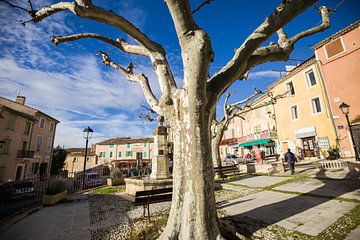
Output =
[
  {"x1": 84, "y1": 173, "x2": 103, "y2": 188},
  {"x1": 0, "y1": 181, "x2": 36, "y2": 202},
  {"x1": 224, "y1": 154, "x2": 243, "y2": 165}
]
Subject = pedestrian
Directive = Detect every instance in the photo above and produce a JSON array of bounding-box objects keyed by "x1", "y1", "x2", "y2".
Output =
[{"x1": 284, "y1": 148, "x2": 297, "y2": 175}]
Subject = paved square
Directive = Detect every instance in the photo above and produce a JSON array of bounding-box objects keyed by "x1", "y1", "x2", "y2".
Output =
[
  {"x1": 221, "y1": 190, "x2": 356, "y2": 236},
  {"x1": 274, "y1": 178, "x2": 360, "y2": 200},
  {"x1": 230, "y1": 175, "x2": 290, "y2": 188}
]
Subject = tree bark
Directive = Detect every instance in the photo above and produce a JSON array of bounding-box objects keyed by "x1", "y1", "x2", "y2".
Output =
[
  {"x1": 159, "y1": 28, "x2": 222, "y2": 239},
  {"x1": 211, "y1": 122, "x2": 227, "y2": 179}
]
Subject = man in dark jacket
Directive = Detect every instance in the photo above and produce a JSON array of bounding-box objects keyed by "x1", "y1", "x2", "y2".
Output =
[{"x1": 284, "y1": 149, "x2": 297, "y2": 175}]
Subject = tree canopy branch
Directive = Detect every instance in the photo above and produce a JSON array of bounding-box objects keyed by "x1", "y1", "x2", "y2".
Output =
[
  {"x1": 97, "y1": 51, "x2": 161, "y2": 113},
  {"x1": 51, "y1": 33, "x2": 149, "y2": 56},
  {"x1": 192, "y1": 0, "x2": 214, "y2": 15},
  {"x1": 26, "y1": 0, "x2": 177, "y2": 102},
  {"x1": 207, "y1": 0, "x2": 322, "y2": 100}
]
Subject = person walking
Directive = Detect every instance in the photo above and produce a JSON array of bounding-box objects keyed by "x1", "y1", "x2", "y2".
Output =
[{"x1": 284, "y1": 148, "x2": 297, "y2": 175}]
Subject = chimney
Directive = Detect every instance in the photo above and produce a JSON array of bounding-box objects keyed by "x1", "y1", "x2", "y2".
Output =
[{"x1": 16, "y1": 96, "x2": 26, "y2": 105}]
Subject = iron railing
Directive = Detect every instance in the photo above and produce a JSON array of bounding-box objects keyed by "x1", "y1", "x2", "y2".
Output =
[
  {"x1": 16, "y1": 150, "x2": 35, "y2": 158},
  {"x1": 0, "y1": 168, "x2": 109, "y2": 223}
]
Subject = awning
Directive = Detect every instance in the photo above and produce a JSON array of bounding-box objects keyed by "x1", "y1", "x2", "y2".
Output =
[
  {"x1": 238, "y1": 138, "x2": 271, "y2": 147},
  {"x1": 295, "y1": 126, "x2": 316, "y2": 139}
]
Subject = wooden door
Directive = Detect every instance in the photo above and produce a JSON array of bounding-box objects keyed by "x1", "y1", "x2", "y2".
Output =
[{"x1": 302, "y1": 137, "x2": 315, "y2": 157}]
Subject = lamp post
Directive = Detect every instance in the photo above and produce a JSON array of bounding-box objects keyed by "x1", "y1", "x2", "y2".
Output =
[
  {"x1": 339, "y1": 102, "x2": 360, "y2": 161},
  {"x1": 82, "y1": 126, "x2": 94, "y2": 189}
]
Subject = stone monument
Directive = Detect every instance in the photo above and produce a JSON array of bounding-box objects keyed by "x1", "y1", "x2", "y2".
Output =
[
  {"x1": 150, "y1": 116, "x2": 170, "y2": 179},
  {"x1": 124, "y1": 115, "x2": 173, "y2": 196}
]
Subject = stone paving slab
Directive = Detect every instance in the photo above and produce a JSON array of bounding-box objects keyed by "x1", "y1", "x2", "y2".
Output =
[
  {"x1": 0, "y1": 197, "x2": 90, "y2": 240},
  {"x1": 346, "y1": 225, "x2": 360, "y2": 240},
  {"x1": 221, "y1": 190, "x2": 356, "y2": 236},
  {"x1": 274, "y1": 178, "x2": 360, "y2": 200},
  {"x1": 229, "y1": 175, "x2": 290, "y2": 188}
]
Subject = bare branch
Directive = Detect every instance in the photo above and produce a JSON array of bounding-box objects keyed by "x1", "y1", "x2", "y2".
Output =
[
  {"x1": 192, "y1": 0, "x2": 214, "y2": 15},
  {"x1": 29, "y1": 1, "x2": 177, "y2": 100},
  {"x1": 97, "y1": 51, "x2": 161, "y2": 113},
  {"x1": 289, "y1": 6, "x2": 330, "y2": 44},
  {"x1": 51, "y1": 33, "x2": 149, "y2": 56},
  {"x1": 208, "y1": 0, "x2": 322, "y2": 99},
  {"x1": 0, "y1": 0, "x2": 29, "y2": 12},
  {"x1": 248, "y1": 6, "x2": 330, "y2": 70}
]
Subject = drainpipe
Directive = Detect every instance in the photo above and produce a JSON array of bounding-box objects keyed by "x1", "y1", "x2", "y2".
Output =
[{"x1": 48, "y1": 122, "x2": 57, "y2": 176}]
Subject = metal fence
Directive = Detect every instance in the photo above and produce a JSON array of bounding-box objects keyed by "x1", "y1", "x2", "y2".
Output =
[{"x1": 0, "y1": 168, "x2": 108, "y2": 223}]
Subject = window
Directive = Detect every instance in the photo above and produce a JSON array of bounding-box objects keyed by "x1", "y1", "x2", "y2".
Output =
[
  {"x1": 306, "y1": 70, "x2": 317, "y2": 87},
  {"x1": 126, "y1": 151, "x2": 131, "y2": 157},
  {"x1": 325, "y1": 38, "x2": 344, "y2": 58},
  {"x1": 35, "y1": 135, "x2": 43, "y2": 151},
  {"x1": 31, "y1": 162, "x2": 39, "y2": 174},
  {"x1": 95, "y1": 156, "x2": 98, "y2": 165},
  {"x1": 109, "y1": 144, "x2": 114, "y2": 148},
  {"x1": 24, "y1": 121, "x2": 31, "y2": 135},
  {"x1": 46, "y1": 138, "x2": 52, "y2": 152},
  {"x1": 254, "y1": 125, "x2": 261, "y2": 133},
  {"x1": 143, "y1": 152, "x2": 147, "y2": 158},
  {"x1": 73, "y1": 157, "x2": 77, "y2": 162},
  {"x1": 143, "y1": 143, "x2": 147, "y2": 147},
  {"x1": 49, "y1": 122, "x2": 55, "y2": 132},
  {"x1": 291, "y1": 105, "x2": 298, "y2": 120},
  {"x1": 286, "y1": 81, "x2": 295, "y2": 96},
  {"x1": 39, "y1": 118, "x2": 45, "y2": 128},
  {"x1": 127, "y1": 143, "x2": 130, "y2": 148},
  {"x1": 109, "y1": 152, "x2": 113, "y2": 158},
  {"x1": 231, "y1": 128, "x2": 235, "y2": 138},
  {"x1": 2, "y1": 139, "x2": 11, "y2": 153},
  {"x1": 118, "y1": 151, "x2": 122, "y2": 157},
  {"x1": 159, "y1": 150, "x2": 164, "y2": 155},
  {"x1": 100, "y1": 152, "x2": 106, "y2": 158},
  {"x1": 7, "y1": 113, "x2": 17, "y2": 130},
  {"x1": 311, "y1": 97, "x2": 322, "y2": 114}
]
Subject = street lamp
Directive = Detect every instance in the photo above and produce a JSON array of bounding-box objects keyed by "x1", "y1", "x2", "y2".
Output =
[
  {"x1": 82, "y1": 126, "x2": 94, "y2": 189},
  {"x1": 339, "y1": 102, "x2": 359, "y2": 161}
]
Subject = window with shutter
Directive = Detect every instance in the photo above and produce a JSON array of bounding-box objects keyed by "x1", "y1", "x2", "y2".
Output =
[
  {"x1": 325, "y1": 38, "x2": 344, "y2": 58},
  {"x1": 7, "y1": 113, "x2": 17, "y2": 130}
]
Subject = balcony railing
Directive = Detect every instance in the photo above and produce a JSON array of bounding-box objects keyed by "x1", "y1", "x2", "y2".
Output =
[{"x1": 17, "y1": 150, "x2": 35, "y2": 158}]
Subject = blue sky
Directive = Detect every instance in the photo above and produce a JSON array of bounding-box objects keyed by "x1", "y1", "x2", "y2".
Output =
[{"x1": 0, "y1": 0, "x2": 359, "y2": 147}]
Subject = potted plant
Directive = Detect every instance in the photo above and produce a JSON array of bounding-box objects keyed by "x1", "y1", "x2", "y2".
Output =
[
  {"x1": 44, "y1": 178, "x2": 67, "y2": 206},
  {"x1": 107, "y1": 168, "x2": 125, "y2": 186}
]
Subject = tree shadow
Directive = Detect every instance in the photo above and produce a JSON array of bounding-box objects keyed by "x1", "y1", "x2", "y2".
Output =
[{"x1": 220, "y1": 170, "x2": 360, "y2": 238}]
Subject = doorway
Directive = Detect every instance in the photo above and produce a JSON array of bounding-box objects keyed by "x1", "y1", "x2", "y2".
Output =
[
  {"x1": 302, "y1": 137, "x2": 316, "y2": 157},
  {"x1": 15, "y1": 165, "x2": 24, "y2": 180}
]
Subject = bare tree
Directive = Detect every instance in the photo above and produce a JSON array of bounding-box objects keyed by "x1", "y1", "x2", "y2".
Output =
[
  {"x1": 2, "y1": 0, "x2": 330, "y2": 238},
  {"x1": 212, "y1": 90, "x2": 288, "y2": 178}
]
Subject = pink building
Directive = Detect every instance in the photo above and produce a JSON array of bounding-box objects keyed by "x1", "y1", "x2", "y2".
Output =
[{"x1": 313, "y1": 21, "x2": 360, "y2": 158}]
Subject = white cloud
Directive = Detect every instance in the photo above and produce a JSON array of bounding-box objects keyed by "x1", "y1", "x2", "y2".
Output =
[
  {"x1": 0, "y1": 1, "x2": 164, "y2": 147},
  {"x1": 248, "y1": 70, "x2": 279, "y2": 80}
]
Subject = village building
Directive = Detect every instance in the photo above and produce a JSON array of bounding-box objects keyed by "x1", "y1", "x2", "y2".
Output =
[
  {"x1": 95, "y1": 137, "x2": 154, "y2": 169},
  {"x1": 313, "y1": 20, "x2": 360, "y2": 158},
  {"x1": 0, "y1": 95, "x2": 59, "y2": 182},
  {"x1": 63, "y1": 147, "x2": 98, "y2": 174},
  {"x1": 268, "y1": 57, "x2": 337, "y2": 159},
  {"x1": 219, "y1": 94, "x2": 278, "y2": 162}
]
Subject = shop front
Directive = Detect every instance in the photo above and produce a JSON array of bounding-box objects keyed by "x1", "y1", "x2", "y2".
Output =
[
  {"x1": 238, "y1": 131, "x2": 278, "y2": 162},
  {"x1": 295, "y1": 126, "x2": 318, "y2": 158}
]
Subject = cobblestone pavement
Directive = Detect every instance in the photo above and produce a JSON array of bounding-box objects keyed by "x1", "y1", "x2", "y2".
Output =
[{"x1": 1, "y1": 172, "x2": 359, "y2": 240}]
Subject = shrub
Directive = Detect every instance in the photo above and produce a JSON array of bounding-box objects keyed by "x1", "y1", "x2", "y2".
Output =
[
  {"x1": 46, "y1": 178, "x2": 67, "y2": 195},
  {"x1": 109, "y1": 168, "x2": 123, "y2": 179}
]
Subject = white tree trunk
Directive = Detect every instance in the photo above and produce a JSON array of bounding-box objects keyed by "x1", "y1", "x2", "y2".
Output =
[{"x1": 160, "y1": 97, "x2": 222, "y2": 240}]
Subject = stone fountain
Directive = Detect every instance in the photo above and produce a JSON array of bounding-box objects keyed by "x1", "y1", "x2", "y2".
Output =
[{"x1": 124, "y1": 116, "x2": 173, "y2": 196}]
